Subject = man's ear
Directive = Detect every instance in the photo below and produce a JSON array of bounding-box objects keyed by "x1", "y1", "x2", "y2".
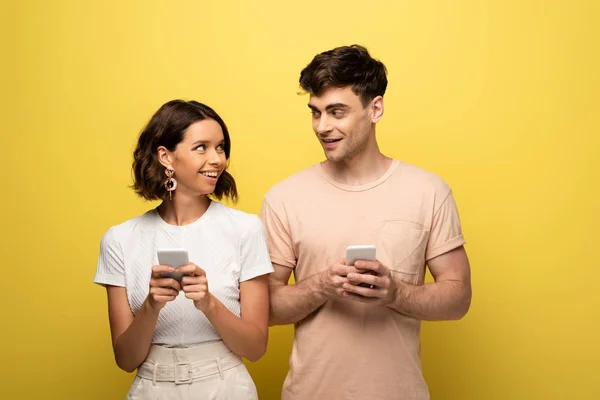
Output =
[
  {"x1": 157, "y1": 146, "x2": 173, "y2": 169},
  {"x1": 370, "y1": 96, "x2": 384, "y2": 123}
]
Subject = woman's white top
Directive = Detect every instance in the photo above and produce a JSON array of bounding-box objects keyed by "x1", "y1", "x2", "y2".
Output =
[{"x1": 94, "y1": 201, "x2": 274, "y2": 346}]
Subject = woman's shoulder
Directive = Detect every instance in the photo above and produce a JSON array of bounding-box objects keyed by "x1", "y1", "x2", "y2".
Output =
[
  {"x1": 211, "y1": 202, "x2": 262, "y2": 230},
  {"x1": 100, "y1": 209, "x2": 158, "y2": 243}
]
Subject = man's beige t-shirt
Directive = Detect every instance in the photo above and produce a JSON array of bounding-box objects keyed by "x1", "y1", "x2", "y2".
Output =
[{"x1": 260, "y1": 160, "x2": 465, "y2": 400}]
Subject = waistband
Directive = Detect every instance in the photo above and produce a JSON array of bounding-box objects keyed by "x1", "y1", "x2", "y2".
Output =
[{"x1": 137, "y1": 341, "x2": 243, "y2": 385}]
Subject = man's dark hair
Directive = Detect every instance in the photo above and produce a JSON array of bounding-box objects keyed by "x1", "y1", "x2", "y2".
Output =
[{"x1": 299, "y1": 44, "x2": 388, "y2": 107}]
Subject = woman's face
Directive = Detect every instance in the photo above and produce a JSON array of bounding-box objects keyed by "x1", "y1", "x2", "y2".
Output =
[{"x1": 162, "y1": 119, "x2": 227, "y2": 198}]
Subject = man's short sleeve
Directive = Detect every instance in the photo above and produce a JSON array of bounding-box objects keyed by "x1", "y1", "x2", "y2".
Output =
[
  {"x1": 260, "y1": 196, "x2": 296, "y2": 269},
  {"x1": 425, "y1": 186, "x2": 466, "y2": 261}
]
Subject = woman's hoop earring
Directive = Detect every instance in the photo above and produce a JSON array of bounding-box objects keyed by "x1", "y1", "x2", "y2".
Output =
[{"x1": 164, "y1": 167, "x2": 177, "y2": 200}]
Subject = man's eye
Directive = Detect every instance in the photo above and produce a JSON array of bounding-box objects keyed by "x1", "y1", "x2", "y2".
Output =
[
  {"x1": 311, "y1": 111, "x2": 321, "y2": 118},
  {"x1": 332, "y1": 110, "x2": 344, "y2": 117}
]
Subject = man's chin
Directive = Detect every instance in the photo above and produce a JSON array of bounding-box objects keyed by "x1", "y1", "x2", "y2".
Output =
[
  {"x1": 324, "y1": 150, "x2": 342, "y2": 162},
  {"x1": 325, "y1": 155, "x2": 347, "y2": 164}
]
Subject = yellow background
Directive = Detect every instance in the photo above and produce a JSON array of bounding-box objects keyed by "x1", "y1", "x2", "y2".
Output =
[{"x1": 2, "y1": 1, "x2": 599, "y2": 399}]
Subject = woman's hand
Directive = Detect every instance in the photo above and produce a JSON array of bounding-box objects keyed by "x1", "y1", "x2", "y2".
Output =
[
  {"x1": 146, "y1": 265, "x2": 182, "y2": 311},
  {"x1": 178, "y1": 263, "x2": 213, "y2": 313}
]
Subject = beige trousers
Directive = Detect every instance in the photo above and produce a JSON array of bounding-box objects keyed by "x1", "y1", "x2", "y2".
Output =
[{"x1": 127, "y1": 341, "x2": 258, "y2": 400}]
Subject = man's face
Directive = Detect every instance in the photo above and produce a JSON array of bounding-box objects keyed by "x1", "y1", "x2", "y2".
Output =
[{"x1": 308, "y1": 86, "x2": 377, "y2": 163}]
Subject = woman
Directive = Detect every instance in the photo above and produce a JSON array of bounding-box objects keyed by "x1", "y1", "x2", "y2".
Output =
[{"x1": 94, "y1": 100, "x2": 272, "y2": 399}]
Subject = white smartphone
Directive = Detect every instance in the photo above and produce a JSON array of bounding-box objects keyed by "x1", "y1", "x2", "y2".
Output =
[
  {"x1": 157, "y1": 248, "x2": 189, "y2": 282},
  {"x1": 346, "y1": 245, "x2": 377, "y2": 288},
  {"x1": 345, "y1": 245, "x2": 376, "y2": 266}
]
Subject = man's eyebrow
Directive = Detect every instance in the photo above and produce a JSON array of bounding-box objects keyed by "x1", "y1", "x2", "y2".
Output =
[
  {"x1": 307, "y1": 103, "x2": 349, "y2": 112},
  {"x1": 325, "y1": 103, "x2": 349, "y2": 111}
]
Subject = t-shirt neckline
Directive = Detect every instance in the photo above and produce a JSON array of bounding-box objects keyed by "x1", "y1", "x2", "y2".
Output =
[
  {"x1": 316, "y1": 159, "x2": 400, "y2": 192},
  {"x1": 151, "y1": 200, "x2": 218, "y2": 231}
]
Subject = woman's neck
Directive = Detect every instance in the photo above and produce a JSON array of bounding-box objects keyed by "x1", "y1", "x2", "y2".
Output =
[{"x1": 157, "y1": 194, "x2": 212, "y2": 226}]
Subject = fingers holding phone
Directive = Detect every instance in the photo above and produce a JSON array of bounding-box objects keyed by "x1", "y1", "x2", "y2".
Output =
[
  {"x1": 343, "y1": 245, "x2": 396, "y2": 304},
  {"x1": 345, "y1": 245, "x2": 378, "y2": 289},
  {"x1": 155, "y1": 249, "x2": 212, "y2": 312},
  {"x1": 320, "y1": 260, "x2": 356, "y2": 299},
  {"x1": 178, "y1": 264, "x2": 211, "y2": 312},
  {"x1": 344, "y1": 259, "x2": 397, "y2": 305},
  {"x1": 346, "y1": 264, "x2": 380, "y2": 288},
  {"x1": 147, "y1": 264, "x2": 182, "y2": 310}
]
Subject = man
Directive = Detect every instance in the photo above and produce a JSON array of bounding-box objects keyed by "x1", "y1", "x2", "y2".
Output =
[{"x1": 260, "y1": 44, "x2": 472, "y2": 400}]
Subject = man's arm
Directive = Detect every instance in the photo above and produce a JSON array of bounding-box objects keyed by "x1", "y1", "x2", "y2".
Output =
[
  {"x1": 261, "y1": 197, "x2": 333, "y2": 326},
  {"x1": 344, "y1": 246, "x2": 471, "y2": 321},
  {"x1": 268, "y1": 264, "x2": 327, "y2": 326},
  {"x1": 388, "y1": 246, "x2": 471, "y2": 320},
  {"x1": 269, "y1": 261, "x2": 356, "y2": 326}
]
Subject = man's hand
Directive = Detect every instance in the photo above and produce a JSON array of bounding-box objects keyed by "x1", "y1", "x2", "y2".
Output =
[
  {"x1": 319, "y1": 259, "x2": 362, "y2": 299},
  {"x1": 342, "y1": 260, "x2": 398, "y2": 305}
]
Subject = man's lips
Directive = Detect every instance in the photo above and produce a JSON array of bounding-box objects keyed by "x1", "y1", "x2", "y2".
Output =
[{"x1": 321, "y1": 137, "x2": 342, "y2": 148}]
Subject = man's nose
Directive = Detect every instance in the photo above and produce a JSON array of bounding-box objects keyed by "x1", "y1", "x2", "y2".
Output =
[{"x1": 316, "y1": 115, "x2": 332, "y2": 134}]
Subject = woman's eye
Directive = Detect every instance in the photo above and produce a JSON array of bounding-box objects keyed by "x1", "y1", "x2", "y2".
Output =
[
  {"x1": 217, "y1": 144, "x2": 225, "y2": 151},
  {"x1": 195, "y1": 144, "x2": 206, "y2": 151}
]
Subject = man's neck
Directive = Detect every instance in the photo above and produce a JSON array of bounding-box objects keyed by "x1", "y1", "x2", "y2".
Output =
[{"x1": 322, "y1": 150, "x2": 393, "y2": 186}]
